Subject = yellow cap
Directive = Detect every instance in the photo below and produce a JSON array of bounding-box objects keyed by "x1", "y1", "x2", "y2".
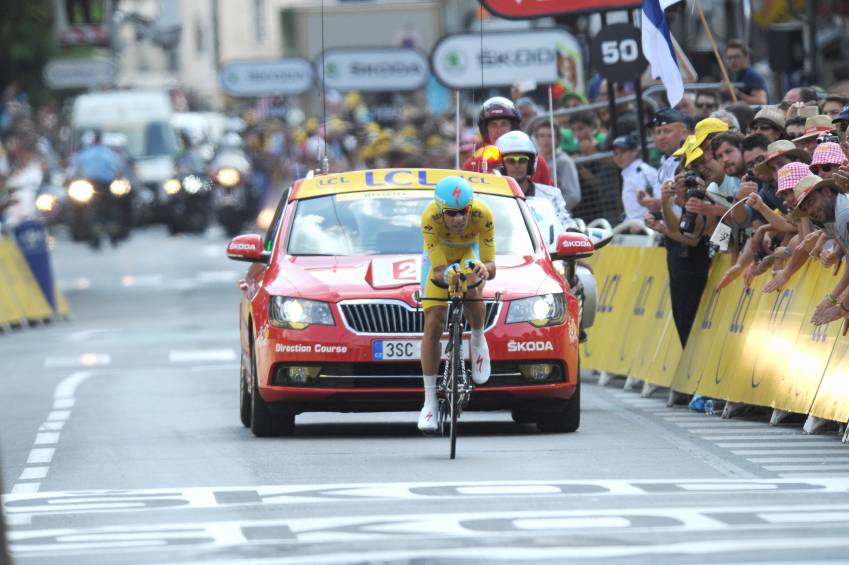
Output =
[{"x1": 673, "y1": 135, "x2": 696, "y2": 158}]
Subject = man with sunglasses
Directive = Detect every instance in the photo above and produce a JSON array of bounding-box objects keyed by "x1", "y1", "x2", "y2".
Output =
[
  {"x1": 417, "y1": 176, "x2": 496, "y2": 433},
  {"x1": 495, "y1": 131, "x2": 573, "y2": 230},
  {"x1": 809, "y1": 142, "x2": 847, "y2": 180}
]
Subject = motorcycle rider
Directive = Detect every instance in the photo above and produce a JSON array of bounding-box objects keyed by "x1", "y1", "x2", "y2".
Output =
[{"x1": 71, "y1": 130, "x2": 121, "y2": 194}]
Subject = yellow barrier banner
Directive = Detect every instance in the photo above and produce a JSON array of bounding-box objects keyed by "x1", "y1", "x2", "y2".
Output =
[
  {"x1": 0, "y1": 268, "x2": 25, "y2": 326},
  {"x1": 809, "y1": 331, "x2": 849, "y2": 424},
  {"x1": 582, "y1": 246, "x2": 642, "y2": 373},
  {"x1": 773, "y1": 262, "x2": 840, "y2": 415},
  {"x1": 614, "y1": 247, "x2": 670, "y2": 376},
  {"x1": 0, "y1": 238, "x2": 53, "y2": 322},
  {"x1": 620, "y1": 247, "x2": 670, "y2": 378},
  {"x1": 634, "y1": 309, "x2": 683, "y2": 388},
  {"x1": 735, "y1": 264, "x2": 814, "y2": 408},
  {"x1": 54, "y1": 284, "x2": 70, "y2": 318},
  {"x1": 669, "y1": 254, "x2": 730, "y2": 394}
]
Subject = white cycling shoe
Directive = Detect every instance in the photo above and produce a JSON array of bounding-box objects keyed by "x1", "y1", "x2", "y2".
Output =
[
  {"x1": 471, "y1": 338, "x2": 491, "y2": 385},
  {"x1": 417, "y1": 404, "x2": 439, "y2": 433}
]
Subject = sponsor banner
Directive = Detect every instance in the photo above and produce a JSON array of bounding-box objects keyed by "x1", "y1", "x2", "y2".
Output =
[
  {"x1": 0, "y1": 237, "x2": 53, "y2": 322},
  {"x1": 43, "y1": 57, "x2": 117, "y2": 90},
  {"x1": 774, "y1": 266, "x2": 840, "y2": 415},
  {"x1": 431, "y1": 28, "x2": 584, "y2": 92},
  {"x1": 219, "y1": 58, "x2": 313, "y2": 97},
  {"x1": 694, "y1": 272, "x2": 760, "y2": 400},
  {"x1": 581, "y1": 246, "x2": 640, "y2": 373},
  {"x1": 810, "y1": 332, "x2": 849, "y2": 424},
  {"x1": 317, "y1": 48, "x2": 429, "y2": 92},
  {"x1": 669, "y1": 254, "x2": 732, "y2": 395},
  {"x1": 480, "y1": 0, "x2": 641, "y2": 18},
  {"x1": 734, "y1": 266, "x2": 814, "y2": 407}
]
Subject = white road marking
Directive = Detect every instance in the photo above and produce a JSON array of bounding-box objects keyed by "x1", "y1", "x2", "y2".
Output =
[
  {"x1": 748, "y1": 456, "x2": 849, "y2": 463},
  {"x1": 763, "y1": 464, "x2": 849, "y2": 472},
  {"x1": 39, "y1": 421, "x2": 65, "y2": 431},
  {"x1": 12, "y1": 371, "x2": 92, "y2": 495},
  {"x1": 169, "y1": 349, "x2": 236, "y2": 363},
  {"x1": 121, "y1": 274, "x2": 164, "y2": 288},
  {"x1": 6, "y1": 479, "x2": 849, "y2": 517},
  {"x1": 10, "y1": 483, "x2": 40, "y2": 494},
  {"x1": 687, "y1": 427, "x2": 797, "y2": 434},
  {"x1": 732, "y1": 448, "x2": 849, "y2": 456},
  {"x1": 34, "y1": 433, "x2": 60, "y2": 445},
  {"x1": 196, "y1": 270, "x2": 239, "y2": 282},
  {"x1": 18, "y1": 467, "x2": 48, "y2": 480},
  {"x1": 716, "y1": 441, "x2": 841, "y2": 448},
  {"x1": 26, "y1": 449, "x2": 55, "y2": 465},
  {"x1": 699, "y1": 435, "x2": 803, "y2": 440}
]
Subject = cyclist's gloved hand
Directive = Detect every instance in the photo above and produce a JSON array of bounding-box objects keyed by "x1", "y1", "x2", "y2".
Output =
[
  {"x1": 443, "y1": 262, "x2": 462, "y2": 285},
  {"x1": 465, "y1": 259, "x2": 488, "y2": 280}
]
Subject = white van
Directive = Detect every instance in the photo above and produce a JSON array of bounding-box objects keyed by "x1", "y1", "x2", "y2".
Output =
[{"x1": 72, "y1": 90, "x2": 178, "y2": 220}]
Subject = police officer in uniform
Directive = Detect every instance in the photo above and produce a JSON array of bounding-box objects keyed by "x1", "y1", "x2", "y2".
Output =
[{"x1": 611, "y1": 134, "x2": 659, "y2": 222}]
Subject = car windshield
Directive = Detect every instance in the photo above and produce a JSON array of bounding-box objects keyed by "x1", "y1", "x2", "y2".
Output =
[
  {"x1": 76, "y1": 122, "x2": 177, "y2": 158},
  {"x1": 286, "y1": 191, "x2": 535, "y2": 256}
]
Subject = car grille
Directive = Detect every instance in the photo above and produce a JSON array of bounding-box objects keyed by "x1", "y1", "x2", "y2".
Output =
[{"x1": 339, "y1": 300, "x2": 500, "y2": 335}]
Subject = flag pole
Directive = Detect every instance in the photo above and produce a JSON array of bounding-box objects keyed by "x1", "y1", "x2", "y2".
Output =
[{"x1": 694, "y1": 0, "x2": 737, "y2": 103}]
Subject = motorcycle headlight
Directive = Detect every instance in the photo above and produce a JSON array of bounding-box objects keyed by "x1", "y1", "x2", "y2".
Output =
[
  {"x1": 182, "y1": 175, "x2": 204, "y2": 194},
  {"x1": 269, "y1": 297, "x2": 335, "y2": 330},
  {"x1": 506, "y1": 294, "x2": 566, "y2": 328},
  {"x1": 163, "y1": 178, "x2": 182, "y2": 195},
  {"x1": 110, "y1": 178, "x2": 132, "y2": 196},
  {"x1": 215, "y1": 168, "x2": 241, "y2": 187},
  {"x1": 36, "y1": 193, "x2": 58, "y2": 212},
  {"x1": 68, "y1": 180, "x2": 95, "y2": 203}
]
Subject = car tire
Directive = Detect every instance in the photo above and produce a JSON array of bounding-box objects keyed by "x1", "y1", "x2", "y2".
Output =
[
  {"x1": 536, "y1": 376, "x2": 580, "y2": 434},
  {"x1": 239, "y1": 356, "x2": 251, "y2": 428},
  {"x1": 249, "y1": 337, "x2": 295, "y2": 437}
]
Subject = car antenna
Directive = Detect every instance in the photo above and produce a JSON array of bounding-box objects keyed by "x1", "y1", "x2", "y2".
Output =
[
  {"x1": 319, "y1": 0, "x2": 329, "y2": 176},
  {"x1": 548, "y1": 85, "x2": 557, "y2": 189}
]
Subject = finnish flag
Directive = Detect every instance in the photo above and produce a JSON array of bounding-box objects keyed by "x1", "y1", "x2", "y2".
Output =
[{"x1": 642, "y1": 0, "x2": 684, "y2": 108}]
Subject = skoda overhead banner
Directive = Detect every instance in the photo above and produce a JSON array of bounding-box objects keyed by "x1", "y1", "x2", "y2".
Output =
[
  {"x1": 316, "y1": 48, "x2": 430, "y2": 92},
  {"x1": 479, "y1": 0, "x2": 641, "y2": 18},
  {"x1": 219, "y1": 58, "x2": 313, "y2": 97},
  {"x1": 431, "y1": 28, "x2": 584, "y2": 92}
]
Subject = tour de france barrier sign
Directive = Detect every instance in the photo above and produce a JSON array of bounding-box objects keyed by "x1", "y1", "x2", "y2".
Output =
[
  {"x1": 0, "y1": 236, "x2": 68, "y2": 327},
  {"x1": 316, "y1": 48, "x2": 430, "y2": 92},
  {"x1": 583, "y1": 245, "x2": 849, "y2": 426}
]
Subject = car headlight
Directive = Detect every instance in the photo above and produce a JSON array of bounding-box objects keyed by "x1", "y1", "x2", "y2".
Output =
[
  {"x1": 269, "y1": 297, "x2": 335, "y2": 330},
  {"x1": 36, "y1": 193, "x2": 58, "y2": 212},
  {"x1": 110, "y1": 178, "x2": 132, "y2": 196},
  {"x1": 506, "y1": 293, "x2": 566, "y2": 328},
  {"x1": 163, "y1": 178, "x2": 182, "y2": 195},
  {"x1": 182, "y1": 175, "x2": 204, "y2": 194},
  {"x1": 215, "y1": 168, "x2": 240, "y2": 187},
  {"x1": 68, "y1": 180, "x2": 95, "y2": 203}
]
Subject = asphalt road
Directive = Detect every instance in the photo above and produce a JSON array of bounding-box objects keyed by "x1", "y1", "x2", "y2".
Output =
[{"x1": 3, "y1": 227, "x2": 849, "y2": 565}]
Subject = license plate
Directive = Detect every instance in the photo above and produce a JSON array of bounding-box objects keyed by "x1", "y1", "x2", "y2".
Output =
[{"x1": 373, "y1": 339, "x2": 470, "y2": 361}]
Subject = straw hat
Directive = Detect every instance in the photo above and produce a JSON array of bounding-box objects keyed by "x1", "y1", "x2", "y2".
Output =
[
  {"x1": 792, "y1": 174, "x2": 840, "y2": 218},
  {"x1": 754, "y1": 139, "x2": 812, "y2": 176},
  {"x1": 792, "y1": 115, "x2": 836, "y2": 143}
]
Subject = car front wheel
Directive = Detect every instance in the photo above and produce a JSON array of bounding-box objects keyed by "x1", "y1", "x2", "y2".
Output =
[
  {"x1": 250, "y1": 336, "x2": 295, "y2": 437},
  {"x1": 536, "y1": 377, "x2": 580, "y2": 434}
]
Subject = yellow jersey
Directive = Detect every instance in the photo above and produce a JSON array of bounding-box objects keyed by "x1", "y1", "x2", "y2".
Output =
[{"x1": 420, "y1": 199, "x2": 495, "y2": 266}]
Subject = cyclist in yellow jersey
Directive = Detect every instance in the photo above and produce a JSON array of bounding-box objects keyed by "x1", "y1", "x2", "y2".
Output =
[{"x1": 418, "y1": 176, "x2": 496, "y2": 433}]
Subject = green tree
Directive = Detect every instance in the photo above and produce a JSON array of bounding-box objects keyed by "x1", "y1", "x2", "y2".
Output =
[{"x1": 0, "y1": 1, "x2": 60, "y2": 107}]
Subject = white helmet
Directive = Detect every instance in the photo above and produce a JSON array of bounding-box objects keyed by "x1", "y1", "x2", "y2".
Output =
[{"x1": 495, "y1": 130, "x2": 538, "y2": 175}]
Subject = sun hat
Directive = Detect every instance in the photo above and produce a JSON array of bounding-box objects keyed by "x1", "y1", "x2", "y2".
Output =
[
  {"x1": 792, "y1": 115, "x2": 837, "y2": 144},
  {"x1": 754, "y1": 139, "x2": 812, "y2": 176},
  {"x1": 750, "y1": 106, "x2": 786, "y2": 132},
  {"x1": 775, "y1": 162, "x2": 812, "y2": 194},
  {"x1": 792, "y1": 174, "x2": 840, "y2": 218},
  {"x1": 810, "y1": 142, "x2": 848, "y2": 167},
  {"x1": 682, "y1": 118, "x2": 730, "y2": 165}
]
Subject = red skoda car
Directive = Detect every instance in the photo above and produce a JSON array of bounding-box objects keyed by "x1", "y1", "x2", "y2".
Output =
[{"x1": 227, "y1": 168, "x2": 588, "y2": 436}]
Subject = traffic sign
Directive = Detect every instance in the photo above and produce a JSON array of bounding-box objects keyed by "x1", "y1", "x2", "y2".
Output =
[
  {"x1": 589, "y1": 23, "x2": 648, "y2": 83},
  {"x1": 431, "y1": 28, "x2": 583, "y2": 91},
  {"x1": 43, "y1": 57, "x2": 117, "y2": 90},
  {"x1": 219, "y1": 58, "x2": 313, "y2": 97},
  {"x1": 316, "y1": 48, "x2": 429, "y2": 92},
  {"x1": 479, "y1": 0, "x2": 641, "y2": 18}
]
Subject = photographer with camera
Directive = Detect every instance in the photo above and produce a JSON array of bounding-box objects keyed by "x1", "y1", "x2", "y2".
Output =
[{"x1": 792, "y1": 115, "x2": 838, "y2": 157}]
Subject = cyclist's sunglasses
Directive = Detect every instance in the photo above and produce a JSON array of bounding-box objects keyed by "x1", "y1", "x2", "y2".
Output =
[
  {"x1": 443, "y1": 206, "x2": 472, "y2": 218},
  {"x1": 503, "y1": 155, "x2": 530, "y2": 165}
]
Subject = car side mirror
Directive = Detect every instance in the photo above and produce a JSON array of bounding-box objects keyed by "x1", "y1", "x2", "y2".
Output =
[
  {"x1": 226, "y1": 234, "x2": 269, "y2": 263},
  {"x1": 551, "y1": 232, "x2": 594, "y2": 261}
]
